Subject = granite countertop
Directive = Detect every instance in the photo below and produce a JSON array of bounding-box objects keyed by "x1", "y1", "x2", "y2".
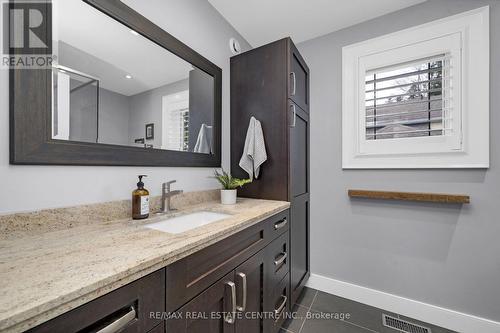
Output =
[{"x1": 0, "y1": 197, "x2": 290, "y2": 333}]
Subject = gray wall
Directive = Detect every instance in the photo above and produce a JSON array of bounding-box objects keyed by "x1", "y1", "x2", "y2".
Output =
[
  {"x1": 0, "y1": 0, "x2": 251, "y2": 214},
  {"x1": 128, "y1": 78, "x2": 189, "y2": 148},
  {"x1": 98, "y1": 88, "x2": 130, "y2": 146},
  {"x1": 68, "y1": 83, "x2": 130, "y2": 146},
  {"x1": 297, "y1": 0, "x2": 500, "y2": 322},
  {"x1": 69, "y1": 81, "x2": 98, "y2": 143}
]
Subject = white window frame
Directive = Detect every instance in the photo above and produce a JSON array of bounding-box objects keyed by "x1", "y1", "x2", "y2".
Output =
[
  {"x1": 162, "y1": 90, "x2": 189, "y2": 151},
  {"x1": 342, "y1": 6, "x2": 489, "y2": 169}
]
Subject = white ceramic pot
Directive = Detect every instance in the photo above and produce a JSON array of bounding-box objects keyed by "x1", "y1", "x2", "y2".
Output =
[{"x1": 221, "y1": 189, "x2": 237, "y2": 205}]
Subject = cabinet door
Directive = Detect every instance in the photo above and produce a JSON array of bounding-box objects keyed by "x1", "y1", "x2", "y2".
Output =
[
  {"x1": 234, "y1": 250, "x2": 267, "y2": 333},
  {"x1": 289, "y1": 101, "x2": 310, "y2": 305},
  {"x1": 289, "y1": 101, "x2": 308, "y2": 197},
  {"x1": 290, "y1": 194, "x2": 310, "y2": 304},
  {"x1": 289, "y1": 43, "x2": 309, "y2": 112},
  {"x1": 167, "y1": 272, "x2": 236, "y2": 333}
]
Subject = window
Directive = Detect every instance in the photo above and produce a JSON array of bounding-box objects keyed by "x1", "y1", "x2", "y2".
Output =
[
  {"x1": 162, "y1": 91, "x2": 190, "y2": 151},
  {"x1": 365, "y1": 55, "x2": 448, "y2": 141},
  {"x1": 180, "y1": 108, "x2": 190, "y2": 151},
  {"x1": 342, "y1": 7, "x2": 489, "y2": 168},
  {"x1": 165, "y1": 106, "x2": 189, "y2": 151}
]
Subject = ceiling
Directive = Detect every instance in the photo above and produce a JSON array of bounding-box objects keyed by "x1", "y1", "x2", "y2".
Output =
[
  {"x1": 208, "y1": 0, "x2": 426, "y2": 47},
  {"x1": 54, "y1": 0, "x2": 193, "y2": 96}
]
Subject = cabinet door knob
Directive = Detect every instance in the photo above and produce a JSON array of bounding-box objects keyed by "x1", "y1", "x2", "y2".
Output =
[
  {"x1": 290, "y1": 72, "x2": 297, "y2": 96},
  {"x1": 236, "y1": 272, "x2": 247, "y2": 312},
  {"x1": 274, "y1": 218, "x2": 288, "y2": 230},
  {"x1": 224, "y1": 281, "x2": 237, "y2": 324}
]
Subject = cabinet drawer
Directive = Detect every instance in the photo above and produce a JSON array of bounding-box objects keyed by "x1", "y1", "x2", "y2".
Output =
[
  {"x1": 267, "y1": 274, "x2": 290, "y2": 333},
  {"x1": 267, "y1": 232, "x2": 289, "y2": 289},
  {"x1": 28, "y1": 269, "x2": 165, "y2": 333},
  {"x1": 269, "y1": 210, "x2": 289, "y2": 241}
]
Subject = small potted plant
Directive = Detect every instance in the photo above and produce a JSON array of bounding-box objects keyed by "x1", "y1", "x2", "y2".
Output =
[{"x1": 214, "y1": 169, "x2": 251, "y2": 205}]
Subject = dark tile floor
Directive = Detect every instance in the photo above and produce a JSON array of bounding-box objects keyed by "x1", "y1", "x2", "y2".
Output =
[{"x1": 281, "y1": 287, "x2": 457, "y2": 333}]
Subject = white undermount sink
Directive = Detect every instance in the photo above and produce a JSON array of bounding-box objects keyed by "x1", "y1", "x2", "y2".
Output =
[{"x1": 144, "y1": 211, "x2": 231, "y2": 234}]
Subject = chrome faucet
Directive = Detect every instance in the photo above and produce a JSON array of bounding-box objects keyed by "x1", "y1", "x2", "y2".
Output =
[{"x1": 160, "y1": 180, "x2": 183, "y2": 213}]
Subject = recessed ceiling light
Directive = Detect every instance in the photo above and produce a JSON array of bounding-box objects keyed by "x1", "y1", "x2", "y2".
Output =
[
  {"x1": 130, "y1": 30, "x2": 139, "y2": 36},
  {"x1": 125, "y1": 74, "x2": 133, "y2": 79}
]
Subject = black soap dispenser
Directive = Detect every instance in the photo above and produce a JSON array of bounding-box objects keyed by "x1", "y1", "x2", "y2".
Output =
[{"x1": 132, "y1": 175, "x2": 150, "y2": 219}]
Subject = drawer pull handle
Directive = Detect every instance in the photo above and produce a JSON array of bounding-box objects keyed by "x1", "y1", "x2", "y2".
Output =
[
  {"x1": 274, "y1": 218, "x2": 288, "y2": 230},
  {"x1": 274, "y1": 252, "x2": 287, "y2": 266},
  {"x1": 96, "y1": 306, "x2": 136, "y2": 333},
  {"x1": 290, "y1": 72, "x2": 297, "y2": 96},
  {"x1": 236, "y1": 272, "x2": 247, "y2": 312},
  {"x1": 274, "y1": 295, "x2": 288, "y2": 317},
  {"x1": 224, "y1": 281, "x2": 237, "y2": 324}
]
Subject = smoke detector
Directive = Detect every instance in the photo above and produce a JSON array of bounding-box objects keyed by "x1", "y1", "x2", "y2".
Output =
[{"x1": 229, "y1": 38, "x2": 241, "y2": 55}]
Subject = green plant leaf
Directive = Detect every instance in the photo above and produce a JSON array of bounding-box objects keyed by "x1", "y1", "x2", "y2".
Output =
[{"x1": 213, "y1": 169, "x2": 251, "y2": 190}]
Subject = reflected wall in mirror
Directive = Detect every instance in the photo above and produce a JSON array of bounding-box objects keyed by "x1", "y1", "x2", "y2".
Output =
[{"x1": 51, "y1": 0, "x2": 215, "y2": 154}]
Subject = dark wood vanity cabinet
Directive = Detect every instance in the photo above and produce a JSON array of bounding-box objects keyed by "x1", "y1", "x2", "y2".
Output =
[
  {"x1": 27, "y1": 210, "x2": 290, "y2": 333},
  {"x1": 231, "y1": 38, "x2": 310, "y2": 306}
]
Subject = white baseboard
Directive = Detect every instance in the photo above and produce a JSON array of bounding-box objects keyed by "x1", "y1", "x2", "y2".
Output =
[{"x1": 306, "y1": 273, "x2": 500, "y2": 333}]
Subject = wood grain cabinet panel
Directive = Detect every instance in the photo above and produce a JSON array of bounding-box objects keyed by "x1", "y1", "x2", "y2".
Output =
[
  {"x1": 230, "y1": 39, "x2": 289, "y2": 201},
  {"x1": 290, "y1": 102, "x2": 309, "y2": 197},
  {"x1": 290, "y1": 195, "x2": 309, "y2": 303},
  {"x1": 167, "y1": 272, "x2": 236, "y2": 333},
  {"x1": 234, "y1": 250, "x2": 267, "y2": 333}
]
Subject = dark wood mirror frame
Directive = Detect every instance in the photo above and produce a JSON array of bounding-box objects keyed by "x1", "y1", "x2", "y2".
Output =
[{"x1": 9, "y1": 0, "x2": 222, "y2": 167}]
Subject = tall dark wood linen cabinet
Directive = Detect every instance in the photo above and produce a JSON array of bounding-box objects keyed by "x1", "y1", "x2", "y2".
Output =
[{"x1": 230, "y1": 38, "x2": 310, "y2": 306}]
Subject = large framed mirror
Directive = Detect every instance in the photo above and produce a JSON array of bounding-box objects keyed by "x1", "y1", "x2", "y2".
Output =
[{"x1": 10, "y1": 0, "x2": 222, "y2": 166}]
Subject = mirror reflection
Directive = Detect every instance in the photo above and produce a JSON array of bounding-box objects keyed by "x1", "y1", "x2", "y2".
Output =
[{"x1": 51, "y1": 0, "x2": 215, "y2": 154}]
